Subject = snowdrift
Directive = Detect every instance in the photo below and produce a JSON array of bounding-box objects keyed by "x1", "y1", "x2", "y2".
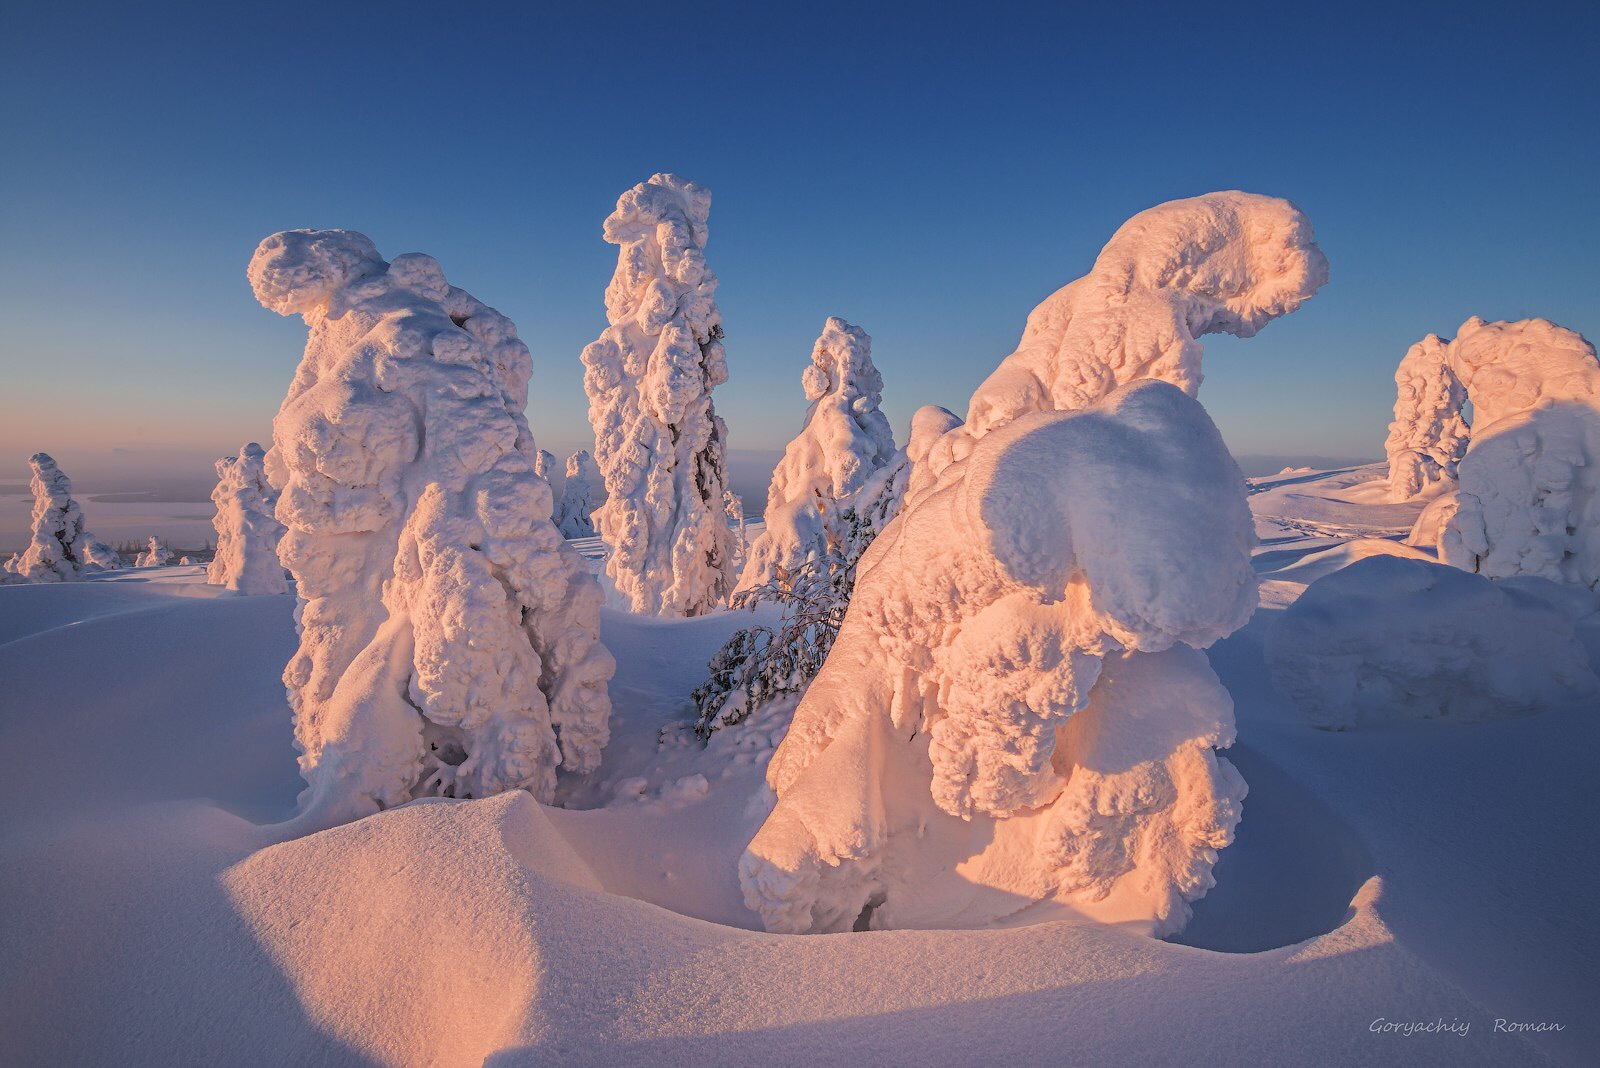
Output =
[{"x1": 1267, "y1": 555, "x2": 1599, "y2": 729}]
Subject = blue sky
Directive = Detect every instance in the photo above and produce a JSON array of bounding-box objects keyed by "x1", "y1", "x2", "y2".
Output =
[{"x1": 2, "y1": 1, "x2": 1597, "y2": 496}]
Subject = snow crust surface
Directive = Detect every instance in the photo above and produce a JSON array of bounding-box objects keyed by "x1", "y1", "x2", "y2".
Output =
[
  {"x1": 580, "y1": 174, "x2": 735, "y2": 617},
  {"x1": 1267, "y1": 555, "x2": 1600, "y2": 729},
  {"x1": 207, "y1": 443, "x2": 287, "y2": 595},
  {"x1": 251, "y1": 229, "x2": 614, "y2": 825}
]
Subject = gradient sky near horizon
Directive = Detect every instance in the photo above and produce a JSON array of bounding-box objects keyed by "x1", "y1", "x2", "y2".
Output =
[{"x1": 2, "y1": 1, "x2": 1598, "y2": 493}]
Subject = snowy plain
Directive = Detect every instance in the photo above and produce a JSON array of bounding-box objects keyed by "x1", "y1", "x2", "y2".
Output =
[{"x1": 1, "y1": 474, "x2": 1594, "y2": 1066}]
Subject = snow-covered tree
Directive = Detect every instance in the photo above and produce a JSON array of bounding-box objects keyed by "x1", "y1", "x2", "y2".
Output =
[
  {"x1": 908, "y1": 192, "x2": 1330, "y2": 502},
  {"x1": 134, "y1": 537, "x2": 174, "y2": 567},
  {"x1": 1384, "y1": 335, "x2": 1469, "y2": 501},
  {"x1": 740, "y1": 192, "x2": 1327, "y2": 936},
  {"x1": 207, "y1": 442, "x2": 288, "y2": 594},
  {"x1": 555, "y1": 449, "x2": 601, "y2": 538},
  {"x1": 580, "y1": 173, "x2": 735, "y2": 617},
  {"x1": 736, "y1": 318, "x2": 897, "y2": 592},
  {"x1": 535, "y1": 449, "x2": 562, "y2": 519},
  {"x1": 13, "y1": 453, "x2": 120, "y2": 581},
  {"x1": 1439, "y1": 317, "x2": 1600, "y2": 588},
  {"x1": 250, "y1": 228, "x2": 615, "y2": 826},
  {"x1": 723, "y1": 490, "x2": 747, "y2": 572}
]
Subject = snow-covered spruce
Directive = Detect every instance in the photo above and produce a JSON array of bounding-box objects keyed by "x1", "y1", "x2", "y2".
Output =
[
  {"x1": 579, "y1": 173, "x2": 735, "y2": 616},
  {"x1": 723, "y1": 490, "x2": 747, "y2": 573},
  {"x1": 134, "y1": 537, "x2": 174, "y2": 567},
  {"x1": 1383, "y1": 335, "x2": 1469, "y2": 501},
  {"x1": 941, "y1": 191, "x2": 1328, "y2": 462},
  {"x1": 206, "y1": 443, "x2": 288, "y2": 595},
  {"x1": 736, "y1": 317, "x2": 897, "y2": 592},
  {"x1": 535, "y1": 449, "x2": 562, "y2": 519},
  {"x1": 1439, "y1": 318, "x2": 1600, "y2": 588},
  {"x1": 11, "y1": 453, "x2": 120, "y2": 581},
  {"x1": 741, "y1": 193, "x2": 1326, "y2": 936},
  {"x1": 555, "y1": 449, "x2": 601, "y2": 539},
  {"x1": 742, "y1": 380, "x2": 1259, "y2": 935},
  {"x1": 1267, "y1": 556, "x2": 1599, "y2": 728},
  {"x1": 250, "y1": 229, "x2": 614, "y2": 824}
]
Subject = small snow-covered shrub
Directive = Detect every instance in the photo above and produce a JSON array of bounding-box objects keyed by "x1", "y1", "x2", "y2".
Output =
[
  {"x1": 737, "y1": 317, "x2": 897, "y2": 592},
  {"x1": 207, "y1": 443, "x2": 287, "y2": 594},
  {"x1": 1267, "y1": 555, "x2": 1599, "y2": 728},
  {"x1": 250, "y1": 228, "x2": 614, "y2": 825},
  {"x1": 580, "y1": 173, "x2": 735, "y2": 616},
  {"x1": 12, "y1": 453, "x2": 119, "y2": 581},
  {"x1": 134, "y1": 537, "x2": 174, "y2": 567}
]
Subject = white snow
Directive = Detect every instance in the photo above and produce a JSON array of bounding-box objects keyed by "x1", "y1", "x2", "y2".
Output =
[
  {"x1": 580, "y1": 173, "x2": 736, "y2": 617},
  {"x1": 743, "y1": 380, "x2": 1259, "y2": 936},
  {"x1": 737, "y1": 317, "x2": 897, "y2": 591},
  {"x1": 1267, "y1": 555, "x2": 1599, "y2": 729},
  {"x1": 133, "y1": 535, "x2": 174, "y2": 567},
  {"x1": 206, "y1": 442, "x2": 287, "y2": 595},
  {"x1": 10, "y1": 452, "x2": 120, "y2": 580},
  {"x1": 1383, "y1": 334, "x2": 1469, "y2": 501},
  {"x1": 954, "y1": 190, "x2": 1328, "y2": 448},
  {"x1": 554, "y1": 448, "x2": 601, "y2": 539},
  {"x1": 1440, "y1": 317, "x2": 1600, "y2": 587},
  {"x1": 251, "y1": 228, "x2": 614, "y2": 825}
]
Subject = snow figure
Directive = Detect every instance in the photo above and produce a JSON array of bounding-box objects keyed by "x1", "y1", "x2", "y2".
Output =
[
  {"x1": 206, "y1": 443, "x2": 288, "y2": 595},
  {"x1": 723, "y1": 490, "x2": 747, "y2": 573},
  {"x1": 1405, "y1": 493, "x2": 1459, "y2": 553},
  {"x1": 535, "y1": 449, "x2": 562, "y2": 518},
  {"x1": 12, "y1": 453, "x2": 118, "y2": 581},
  {"x1": 1440, "y1": 318, "x2": 1600, "y2": 588},
  {"x1": 949, "y1": 191, "x2": 1328, "y2": 450},
  {"x1": 1268, "y1": 556, "x2": 1599, "y2": 728},
  {"x1": 1383, "y1": 335, "x2": 1469, "y2": 501},
  {"x1": 580, "y1": 173, "x2": 735, "y2": 617},
  {"x1": 741, "y1": 192, "x2": 1327, "y2": 936},
  {"x1": 555, "y1": 450, "x2": 601, "y2": 539},
  {"x1": 250, "y1": 228, "x2": 614, "y2": 825},
  {"x1": 737, "y1": 318, "x2": 898, "y2": 592},
  {"x1": 134, "y1": 537, "x2": 174, "y2": 567}
]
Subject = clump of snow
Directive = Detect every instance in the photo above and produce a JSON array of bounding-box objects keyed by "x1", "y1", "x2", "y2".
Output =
[
  {"x1": 554, "y1": 449, "x2": 601, "y2": 539},
  {"x1": 1267, "y1": 555, "x2": 1599, "y2": 729},
  {"x1": 133, "y1": 536, "x2": 174, "y2": 568},
  {"x1": 1440, "y1": 317, "x2": 1600, "y2": 588},
  {"x1": 206, "y1": 443, "x2": 287, "y2": 595},
  {"x1": 955, "y1": 191, "x2": 1328, "y2": 448},
  {"x1": 535, "y1": 448, "x2": 562, "y2": 517},
  {"x1": 250, "y1": 228, "x2": 614, "y2": 825},
  {"x1": 737, "y1": 317, "x2": 897, "y2": 591},
  {"x1": 580, "y1": 173, "x2": 735, "y2": 616},
  {"x1": 743, "y1": 380, "x2": 1256, "y2": 935},
  {"x1": 1405, "y1": 492, "x2": 1459, "y2": 551},
  {"x1": 11, "y1": 453, "x2": 119, "y2": 581},
  {"x1": 1383, "y1": 335, "x2": 1469, "y2": 501}
]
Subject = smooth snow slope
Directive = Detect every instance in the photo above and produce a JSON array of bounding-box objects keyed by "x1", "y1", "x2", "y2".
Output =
[{"x1": 1, "y1": 484, "x2": 1595, "y2": 1064}]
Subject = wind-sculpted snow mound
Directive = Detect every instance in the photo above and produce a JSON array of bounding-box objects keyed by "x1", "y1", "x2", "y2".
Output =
[
  {"x1": 738, "y1": 317, "x2": 897, "y2": 591},
  {"x1": 1267, "y1": 556, "x2": 1599, "y2": 729},
  {"x1": 743, "y1": 381, "x2": 1255, "y2": 936},
  {"x1": 580, "y1": 173, "x2": 735, "y2": 616},
  {"x1": 957, "y1": 191, "x2": 1327, "y2": 447},
  {"x1": 207, "y1": 443, "x2": 287, "y2": 595},
  {"x1": 250, "y1": 228, "x2": 613, "y2": 827}
]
